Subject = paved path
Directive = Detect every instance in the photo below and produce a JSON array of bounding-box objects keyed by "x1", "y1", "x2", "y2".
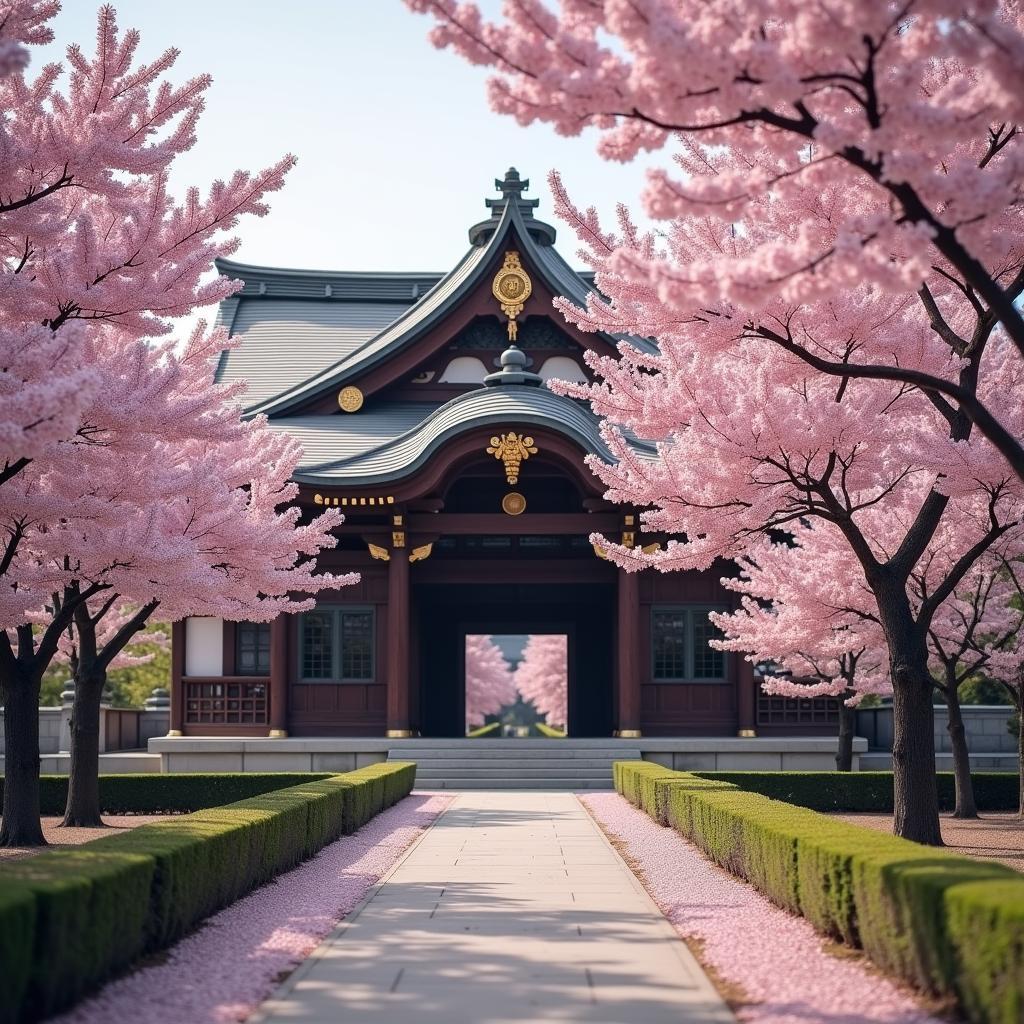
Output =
[{"x1": 254, "y1": 791, "x2": 733, "y2": 1024}]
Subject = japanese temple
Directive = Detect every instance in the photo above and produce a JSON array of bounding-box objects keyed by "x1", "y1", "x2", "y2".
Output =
[{"x1": 168, "y1": 169, "x2": 840, "y2": 751}]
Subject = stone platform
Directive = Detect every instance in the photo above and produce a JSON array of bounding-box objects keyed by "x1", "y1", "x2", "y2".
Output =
[{"x1": 144, "y1": 735, "x2": 864, "y2": 780}]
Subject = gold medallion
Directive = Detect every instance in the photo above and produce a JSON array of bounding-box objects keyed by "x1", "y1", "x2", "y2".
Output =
[
  {"x1": 338, "y1": 385, "x2": 364, "y2": 413},
  {"x1": 502, "y1": 491, "x2": 526, "y2": 516},
  {"x1": 492, "y1": 251, "x2": 532, "y2": 339}
]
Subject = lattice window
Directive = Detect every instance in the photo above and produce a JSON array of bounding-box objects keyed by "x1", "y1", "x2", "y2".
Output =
[
  {"x1": 340, "y1": 611, "x2": 373, "y2": 681},
  {"x1": 692, "y1": 611, "x2": 726, "y2": 679},
  {"x1": 652, "y1": 610, "x2": 688, "y2": 680},
  {"x1": 756, "y1": 693, "x2": 840, "y2": 727},
  {"x1": 652, "y1": 606, "x2": 729, "y2": 681},
  {"x1": 185, "y1": 681, "x2": 268, "y2": 724},
  {"x1": 299, "y1": 607, "x2": 375, "y2": 682},
  {"x1": 236, "y1": 621, "x2": 270, "y2": 675},
  {"x1": 300, "y1": 610, "x2": 335, "y2": 680}
]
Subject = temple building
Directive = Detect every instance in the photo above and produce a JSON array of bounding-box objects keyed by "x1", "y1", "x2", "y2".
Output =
[{"x1": 169, "y1": 170, "x2": 839, "y2": 744}]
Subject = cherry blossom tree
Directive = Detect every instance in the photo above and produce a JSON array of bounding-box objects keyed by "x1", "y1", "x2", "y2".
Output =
[
  {"x1": 717, "y1": 519, "x2": 1024, "y2": 813},
  {"x1": 0, "y1": 4, "x2": 318, "y2": 847},
  {"x1": 407, "y1": 0, "x2": 1024, "y2": 481},
  {"x1": 464, "y1": 634, "x2": 516, "y2": 730},
  {"x1": 950, "y1": 554, "x2": 1024, "y2": 818},
  {"x1": 405, "y1": 0, "x2": 1024, "y2": 844},
  {"x1": 44, "y1": 600, "x2": 168, "y2": 825},
  {"x1": 711, "y1": 524, "x2": 889, "y2": 771},
  {"x1": 515, "y1": 635, "x2": 568, "y2": 730}
]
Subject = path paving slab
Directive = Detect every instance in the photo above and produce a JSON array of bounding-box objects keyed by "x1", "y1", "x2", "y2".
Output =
[{"x1": 252, "y1": 791, "x2": 734, "y2": 1024}]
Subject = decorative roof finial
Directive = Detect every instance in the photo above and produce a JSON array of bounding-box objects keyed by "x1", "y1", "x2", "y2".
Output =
[
  {"x1": 470, "y1": 167, "x2": 556, "y2": 246},
  {"x1": 484, "y1": 343, "x2": 543, "y2": 388},
  {"x1": 495, "y1": 167, "x2": 527, "y2": 200}
]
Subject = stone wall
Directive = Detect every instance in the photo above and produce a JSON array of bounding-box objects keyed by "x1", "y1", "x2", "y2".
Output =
[{"x1": 855, "y1": 704, "x2": 1017, "y2": 754}]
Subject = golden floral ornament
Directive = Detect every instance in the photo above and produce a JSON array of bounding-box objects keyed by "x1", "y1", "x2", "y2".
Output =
[
  {"x1": 491, "y1": 251, "x2": 532, "y2": 340},
  {"x1": 486, "y1": 432, "x2": 538, "y2": 485},
  {"x1": 338, "y1": 386, "x2": 363, "y2": 413}
]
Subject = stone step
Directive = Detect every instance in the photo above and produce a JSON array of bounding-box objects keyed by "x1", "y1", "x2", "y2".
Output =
[
  {"x1": 413, "y1": 766, "x2": 612, "y2": 777},
  {"x1": 387, "y1": 747, "x2": 642, "y2": 759},
  {"x1": 414, "y1": 777, "x2": 614, "y2": 790},
  {"x1": 399, "y1": 757, "x2": 622, "y2": 770}
]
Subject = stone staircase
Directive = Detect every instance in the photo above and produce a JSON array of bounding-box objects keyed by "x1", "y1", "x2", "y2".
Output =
[{"x1": 386, "y1": 738, "x2": 643, "y2": 790}]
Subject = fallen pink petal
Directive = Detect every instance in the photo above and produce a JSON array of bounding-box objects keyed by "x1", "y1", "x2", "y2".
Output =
[
  {"x1": 53, "y1": 794, "x2": 451, "y2": 1024},
  {"x1": 582, "y1": 792, "x2": 942, "y2": 1024}
]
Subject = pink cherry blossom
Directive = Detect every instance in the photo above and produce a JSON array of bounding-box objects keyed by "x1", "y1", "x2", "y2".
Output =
[
  {"x1": 515, "y1": 634, "x2": 568, "y2": 729},
  {"x1": 464, "y1": 634, "x2": 516, "y2": 729}
]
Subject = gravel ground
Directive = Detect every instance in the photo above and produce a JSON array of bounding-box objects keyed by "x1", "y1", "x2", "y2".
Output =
[
  {"x1": 51, "y1": 792, "x2": 451, "y2": 1024},
  {"x1": 831, "y1": 812, "x2": 1023, "y2": 872},
  {"x1": 0, "y1": 816, "x2": 169, "y2": 860},
  {"x1": 582, "y1": 792, "x2": 943, "y2": 1024}
]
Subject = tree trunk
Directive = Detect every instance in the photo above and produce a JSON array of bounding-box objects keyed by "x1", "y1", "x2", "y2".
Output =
[
  {"x1": 0, "y1": 664, "x2": 45, "y2": 847},
  {"x1": 836, "y1": 700, "x2": 855, "y2": 772},
  {"x1": 946, "y1": 687, "x2": 978, "y2": 819},
  {"x1": 873, "y1": 583, "x2": 943, "y2": 845},
  {"x1": 1016, "y1": 682, "x2": 1023, "y2": 821},
  {"x1": 890, "y1": 669, "x2": 943, "y2": 845},
  {"x1": 62, "y1": 670, "x2": 105, "y2": 828}
]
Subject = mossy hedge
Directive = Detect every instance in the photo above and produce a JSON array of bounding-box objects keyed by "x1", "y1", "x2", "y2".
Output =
[
  {"x1": 466, "y1": 722, "x2": 501, "y2": 738},
  {"x1": 692, "y1": 770, "x2": 1019, "y2": 813},
  {"x1": 0, "y1": 772, "x2": 338, "y2": 816},
  {"x1": 615, "y1": 761, "x2": 1024, "y2": 1024},
  {"x1": 535, "y1": 723, "x2": 567, "y2": 738},
  {"x1": 0, "y1": 762, "x2": 415, "y2": 1023}
]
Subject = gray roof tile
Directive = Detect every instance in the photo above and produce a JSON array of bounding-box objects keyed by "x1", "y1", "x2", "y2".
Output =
[
  {"x1": 290, "y1": 385, "x2": 655, "y2": 485},
  {"x1": 216, "y1": 298, "x2": 406, "y2": 405}
]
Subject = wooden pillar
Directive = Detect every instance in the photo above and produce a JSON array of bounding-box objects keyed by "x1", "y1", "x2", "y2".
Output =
[
  {"x1": 169, "y1": 620, "x2": 185, "y2": 736},
  {"x1": 616, "y1": 568, "x2": 642, "y2": 738},
  {"x1": 386, "y1": 549, "x2": 413, "y2": 737},
  {"x1": 737, "y1": 655, "x2": 757, "y2": 737},
  {"x1": 269, "y1": 614, "x2": 289, "y2": 738}
]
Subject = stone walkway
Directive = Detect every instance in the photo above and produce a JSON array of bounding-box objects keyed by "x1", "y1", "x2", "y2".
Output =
[{"x1": 253, "y1": 791, "x2": 733, "y2": 1024}]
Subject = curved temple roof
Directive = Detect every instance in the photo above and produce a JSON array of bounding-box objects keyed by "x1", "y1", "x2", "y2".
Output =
[
  {"x1": 287, "y1": 385, "x2": 627, "y2": 485},
  {"x1": 213, "y1": 169, "x2": 655, "y2": 488}
]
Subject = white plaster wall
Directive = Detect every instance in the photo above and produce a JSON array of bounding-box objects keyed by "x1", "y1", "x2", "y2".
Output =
[
  {"x1": 439, "y1": 356, "x2": 488, "y2": 383},
  {"x1": 538, "y1": 356, "x2": 588, "y2": 383},
  {"x1": 185, "y1": 616, "x2": 224, "y2": 676}
]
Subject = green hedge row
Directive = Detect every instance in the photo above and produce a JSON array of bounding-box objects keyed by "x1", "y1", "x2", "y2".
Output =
[
  {"x1": 614, "y1": 761, "x2": 1024, "y2": 1024},
  {"x1": 466, "y1": 722, "x2": 501, "y2": 738},
  {"x1": 693, "y1": 771, "x2": 1020, "y2": 813},
  {"x1": 535, "y1": 723, "x2": 566, "y2": 738},
  {"x1": 0, "y1": 772, "x2": 338, "y2": 816},
  {"x1": 0, "y1": 762, "x2": 415, "y2": 1024}
]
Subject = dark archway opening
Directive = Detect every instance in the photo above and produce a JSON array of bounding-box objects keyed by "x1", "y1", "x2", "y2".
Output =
[{"x1": 415, "y1": 582, "x2": 614, "y2": 738}]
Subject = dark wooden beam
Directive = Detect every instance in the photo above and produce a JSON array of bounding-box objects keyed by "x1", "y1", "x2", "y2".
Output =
[{"x1": 405, "y1": 513, "x2": 622, "y2": 535}]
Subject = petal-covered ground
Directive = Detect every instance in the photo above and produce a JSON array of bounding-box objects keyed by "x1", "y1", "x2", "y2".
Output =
[
  {"x1": 54, "y1": 793, "x2": 451, "y2": 1024},
  {"x1": 0, "y1": 815, "x2": 171, "y2": 861},
  {"x1": 582, "y1": 792, "x2": 942, "y2": 1024}
]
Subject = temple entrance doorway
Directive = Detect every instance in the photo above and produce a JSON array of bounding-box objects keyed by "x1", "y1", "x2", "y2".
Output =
[
  {"x1": 415, "y1": 582, "x2": 614, "y2": 738},
  {"x1": 464, "y1": 634, "x2": 568, "y2": 737}
]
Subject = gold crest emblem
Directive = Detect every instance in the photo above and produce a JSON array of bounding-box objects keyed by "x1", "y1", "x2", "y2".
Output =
[
  {"x1": 501, "y1": 491, "x2": 527, "y2": 516},
  {"x1": 338, "y1": 386, "x2": 364, "y2": 413},
  {"x1": 492, "y1": 251, "x2": 532, "y2": 340}
]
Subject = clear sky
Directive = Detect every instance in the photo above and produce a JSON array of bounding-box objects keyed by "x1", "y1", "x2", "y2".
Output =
[{"x1": 39, "y1": 1, "x2": 661, "y2": 279}]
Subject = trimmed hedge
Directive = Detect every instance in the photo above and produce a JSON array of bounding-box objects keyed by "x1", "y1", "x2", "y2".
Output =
[
  {"x1": 0, "y1": 772, "x2": 337, "y2": 816},
  {"x1": 692, "y1": 771, "x2": 1019, "y2": 813},
  {"x1": 615, "y1": 761, "x2": 1024, "y2": 1024},
  {"x1": 466, "y1": 722, "x2": 501, "y2": 738},
  {"x1": 0, "y1": 762, "x2": 415, "y2": 1023},
  {"x1": 536, "y1": 723, "x2": 567, "y2": 738}
]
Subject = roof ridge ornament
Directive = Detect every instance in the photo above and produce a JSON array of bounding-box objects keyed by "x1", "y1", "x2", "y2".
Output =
[
  {"x1": 484, "y1": 342, "x2": 543, "y2": 388},
  {"x1": 468, "y1": 167, "x2": 557, "y2": 246}
]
